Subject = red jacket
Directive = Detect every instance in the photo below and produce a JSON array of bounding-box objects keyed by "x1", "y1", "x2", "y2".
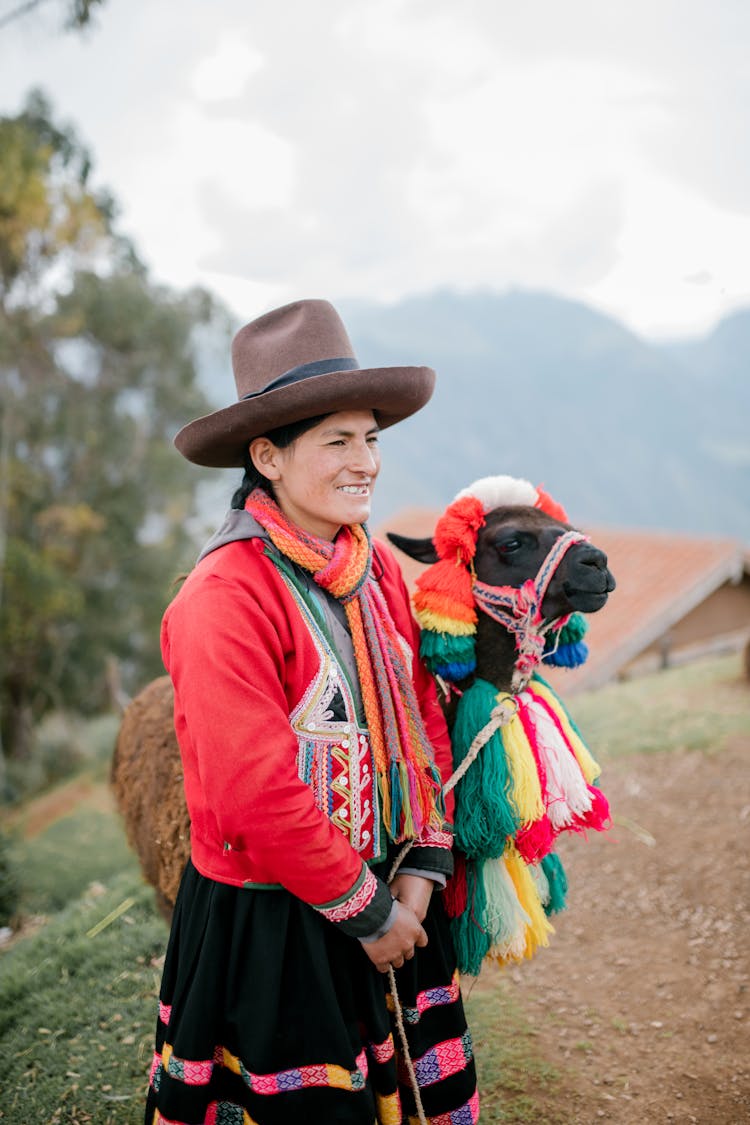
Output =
[{"x1": 161, "y1": 534, "x2": 454, "y2": 936}]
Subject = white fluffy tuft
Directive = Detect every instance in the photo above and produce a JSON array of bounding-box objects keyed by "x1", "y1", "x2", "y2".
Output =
[{"x1": 454, "y1": 474, "x2": 539, "y2": 513}]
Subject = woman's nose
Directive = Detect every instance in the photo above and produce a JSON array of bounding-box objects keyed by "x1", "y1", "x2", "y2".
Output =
[{"x1": 350, "y1": 442, "x2": 379, "y2": 473}]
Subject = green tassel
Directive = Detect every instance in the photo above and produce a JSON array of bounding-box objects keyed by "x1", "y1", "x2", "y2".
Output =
[
  {"x1": 451, "y1": 679, "x2": 519, "y2": 859},
  {"x1": 388, "y1": 761, "x2": 402, "y2": 839},
  {"x1": 530, "y1": 858, "x2": 550, "y2": 908},
  {"x1": 557, "y1": 612, "x2": 588, "y2": 646},
  {"x1": 451, "y1": 860, "x2": 492, "y2": 976},
  {"x1": 420, "y1": 630, "x2": 476, "y2": 673},
  {"x1": 399, "y1": 761, "x2": 415, "y2": 838},
  {"x1": 483, "y1": 856, "x2": 528, "y2": 954},
  {"x1": 540, "y1": 851, "x2": 568, "y2": 914}
]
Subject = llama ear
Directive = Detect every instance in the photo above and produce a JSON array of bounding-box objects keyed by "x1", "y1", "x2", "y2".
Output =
[{"x1": 386, "y1": 532, "x2": 439, "y2": 565}]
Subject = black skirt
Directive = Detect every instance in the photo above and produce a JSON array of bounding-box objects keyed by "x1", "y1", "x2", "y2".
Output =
[{"x1": 145, "y1": 862, "x2": 478, "y2": 1125}]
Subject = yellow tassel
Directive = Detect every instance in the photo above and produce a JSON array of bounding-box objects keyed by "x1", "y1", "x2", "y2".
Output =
[
  {"x1": 531, "y1": 680, "x2": 601, "y2": 783},
  {"x1": 413, "y1": 607, "x2": 476, "y2": 636},
  {"x1": 505, "y1": 849, "x2": 554, "y2": 958},
  {"x1": 499, "y1": 698, "x2": 545, "y2": 823}
]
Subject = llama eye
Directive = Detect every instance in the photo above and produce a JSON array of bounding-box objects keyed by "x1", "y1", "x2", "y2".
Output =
[{"x1": 497, "y1": 537, "x2": 522, "y2": 554}]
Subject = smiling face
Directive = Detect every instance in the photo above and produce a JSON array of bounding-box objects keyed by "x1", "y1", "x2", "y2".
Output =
[{"x1": 249, "y1": 409, "x2": 381, "y2": 540}]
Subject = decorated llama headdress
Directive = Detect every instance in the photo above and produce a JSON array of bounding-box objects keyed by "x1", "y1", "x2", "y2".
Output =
[
  {"x1": 412, "y1": 477, "x2": 610, "y2": 977},
  {"x1": 413, "y1": 475, "x2": 589, "y2": 687}
]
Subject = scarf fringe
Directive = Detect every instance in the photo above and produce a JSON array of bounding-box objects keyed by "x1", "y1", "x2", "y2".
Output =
[{"x1": 245, "y1": 490, "x2": 444, "y2": 843}]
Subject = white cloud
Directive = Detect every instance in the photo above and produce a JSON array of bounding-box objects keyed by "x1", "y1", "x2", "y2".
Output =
[
  {"x1": 190, "y1": 37, "x2": 263, "y2": 103},
  {"x1": 0, "y1": 0, "x2": 748, "y2": 337}
]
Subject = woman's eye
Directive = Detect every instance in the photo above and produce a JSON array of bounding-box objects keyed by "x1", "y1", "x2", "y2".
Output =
[{"x1": 367, "y1": 435, "x2": 380, "y2": 445}]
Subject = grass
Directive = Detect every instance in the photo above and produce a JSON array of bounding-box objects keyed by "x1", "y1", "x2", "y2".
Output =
[
  {"x1": 569, "y1": 652, "x2": 749, "y2": 761},
  {"x1": 463, "y1": 985, "x2": 567, "y2": 1124},
  {"x1": 11, "y1": 806, "x2": 138, "y2": 917},
  {"x1": 0, "y1": 653, "x2": 746, "y2": 1123},
  {"x1": 0, "y1": 873, "x2": 167, "y2": 1125}
]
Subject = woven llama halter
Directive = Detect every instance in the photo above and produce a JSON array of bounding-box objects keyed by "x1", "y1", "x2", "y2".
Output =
[
  {"x1": 473, "y1": 527, "x2": 588, "y2": 690},
  {"x1": 413, "y1": 475, "x2": 591, "y2": 692}
]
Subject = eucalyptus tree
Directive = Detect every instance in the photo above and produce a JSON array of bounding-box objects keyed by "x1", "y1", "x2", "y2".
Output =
[{"x1": 0, "y1": 91, "x2": 229, "y2": 776}]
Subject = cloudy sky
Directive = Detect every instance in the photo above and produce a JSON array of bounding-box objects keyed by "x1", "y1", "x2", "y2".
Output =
[{"x1": 1, "y1": 0, "x2": 749, "y2": 339}]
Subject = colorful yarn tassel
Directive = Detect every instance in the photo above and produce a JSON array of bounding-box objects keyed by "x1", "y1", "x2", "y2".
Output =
[
  {"x1": 413, "y1": 496, "x2": 485, "y2": 685},
  {"x1": 503, "y1": 850, "x2": 554, "y2": 960},
  {"x1": 451, "y1": 860, "x2": 493, "y2": 976},
  {"x1": 484, "y1": 856, "x2": 532, "y2": 964},
  {"x1": 444, "y1": 672, "x2": 609, "y2": 973},
  {"x1": 443, "y1": 851, "x2": 468, "y2": 919},
  {"x1": 408, "y1": 478, "x2": 610, "y2": 975},
  {"x1": 450, "y1": 680, "x2": 520, "y2": 858},
  {"x1": 540, "y1": 851, "x2": 568, "y2": 914},
  {"x1": 543, "y1": 611, "x2": 590, "y2": 668}
]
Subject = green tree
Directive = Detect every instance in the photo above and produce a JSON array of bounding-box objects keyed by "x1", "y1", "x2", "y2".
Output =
[
  {"x1": 0, "y1": 0, "x2": 106, "y2": 34},
  {"x1": 0, "y1": 91, "x2": 230, "y2": 779}
]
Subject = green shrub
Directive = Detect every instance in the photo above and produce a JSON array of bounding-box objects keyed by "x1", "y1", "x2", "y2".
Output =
[
  {"x1": 4, "y1": 711, "x2": 121, "y2": 805},
  {"x1": 13, "y1": 807, "x2": 138, "y2": 915}
]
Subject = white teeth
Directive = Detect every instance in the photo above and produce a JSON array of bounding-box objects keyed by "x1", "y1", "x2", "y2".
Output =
[{"x1": 339, "y1": 485, "x2": 369, "y2": 495}]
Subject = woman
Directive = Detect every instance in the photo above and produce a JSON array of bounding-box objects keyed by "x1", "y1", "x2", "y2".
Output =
[{"x1": 145, "y1": 300, "x2": 478, "y2": 1125}]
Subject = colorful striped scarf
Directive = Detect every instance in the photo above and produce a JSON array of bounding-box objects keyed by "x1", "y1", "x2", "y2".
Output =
[{"x1": 245, "y1": 489, "x2": 444, "y2": 843}]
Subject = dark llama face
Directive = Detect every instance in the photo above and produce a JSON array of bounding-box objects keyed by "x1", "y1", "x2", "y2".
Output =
[{"x1": 476, "y1": 506, "x2": 616, "y2": 620}]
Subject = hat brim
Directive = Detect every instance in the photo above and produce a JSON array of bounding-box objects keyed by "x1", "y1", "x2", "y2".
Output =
[{"x1": 174, "y1": 364, "x2": 436, "y2": 467}]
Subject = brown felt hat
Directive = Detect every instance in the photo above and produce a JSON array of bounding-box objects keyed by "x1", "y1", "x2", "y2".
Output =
[{"x1": 174, "y1": 299, "x2": 436, "y2": 467}]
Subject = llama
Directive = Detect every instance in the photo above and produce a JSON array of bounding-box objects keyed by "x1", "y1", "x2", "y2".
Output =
[
  {"x1": 386, "y1": 475, "x2": 615, "y2": 973},
  {"x1": 112, "y1": 475, "x2": 615, "y2": 956}
]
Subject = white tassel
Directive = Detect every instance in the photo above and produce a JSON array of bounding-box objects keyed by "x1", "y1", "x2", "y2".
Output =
[
  {"x1": 530, "y1": 858, "x2": 551, "y2": 909},
  {"x1": 454, "y1": 475, "x2": 538, "y2": 513},
  {"x1": 519, "y1": 693, "x2": 593, "y2": 828},
  {"x1": 483, "y1": 856, "x2": 529, "y2": 960}
]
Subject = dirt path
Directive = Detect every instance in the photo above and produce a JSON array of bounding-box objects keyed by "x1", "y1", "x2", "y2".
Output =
[
  {"x1": 9, "y1": 723, "x2": 749, "y2": 1122},
  {"x1": 9, "y1": 775, "x2": 115, "y2": 839},
  {"x1": 476, "y1": 735, "x2": 750, "y2": 1124}
]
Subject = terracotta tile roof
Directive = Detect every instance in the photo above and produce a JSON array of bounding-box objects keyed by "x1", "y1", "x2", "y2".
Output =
[
  {"x1": 562, "y1": 525, "x2": 747, "y2": 690},
  {"x1": 375, "y1": 510, "x2": 748, "y2": 693}
]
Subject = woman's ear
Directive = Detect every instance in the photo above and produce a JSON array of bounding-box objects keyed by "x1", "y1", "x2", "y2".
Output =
[{"x1": 249, "y1": 437, "x2": 282, "y2": 481}]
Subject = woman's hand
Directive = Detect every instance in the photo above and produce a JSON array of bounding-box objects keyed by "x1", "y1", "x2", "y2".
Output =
[
  {"x1": 389, "y1": 873, "x2": 435, "y2": 924},
  {"x1": 361, "y1": 901, "x2": 428, "y2": 973}
]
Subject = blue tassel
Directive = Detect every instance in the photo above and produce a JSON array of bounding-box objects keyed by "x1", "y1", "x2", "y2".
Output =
[
  {"x1": 543, "y1": 640, "x2": 589, "y2": 668},
  {"x1": 434, "y1": 659, "x2": 476, "y2": 680}
]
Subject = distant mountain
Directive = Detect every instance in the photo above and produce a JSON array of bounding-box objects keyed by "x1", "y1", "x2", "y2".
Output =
[
  {"x1": 659, "y1": 308, "x2": 750, "y2": 470},
  {"x1": 338, "y1": 290, "x2": 749, "y2": 541},
  {"x1": 191, "y1": 289, "x2": 749, "y2": 542}
]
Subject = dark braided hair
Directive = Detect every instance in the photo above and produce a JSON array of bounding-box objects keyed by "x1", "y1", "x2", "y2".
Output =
[{"x1": 230, "y1": 414, "x2": 330, "y2": 509}]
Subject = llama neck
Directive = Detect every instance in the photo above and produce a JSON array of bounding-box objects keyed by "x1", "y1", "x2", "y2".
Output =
[{"x1": 474, "y1": 614, "x2": 520, "y2": 693}]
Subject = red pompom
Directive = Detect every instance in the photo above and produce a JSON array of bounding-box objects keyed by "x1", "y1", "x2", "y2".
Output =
[
  {"x1": 414, "y1": 558, "x2": 476, "y2": 621},
  {"x1": 534, "y1": 486, "x2": 569, "y2": 524},
  {"x1": 515, "y1": 816, "x2": 556, "y2": 863},
  {"x1": 433, "y1": 496, "x2": 486, "y2": 563},
  {"x1": 578, "y1": 786, "x2": 611, "y2": 832}
]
